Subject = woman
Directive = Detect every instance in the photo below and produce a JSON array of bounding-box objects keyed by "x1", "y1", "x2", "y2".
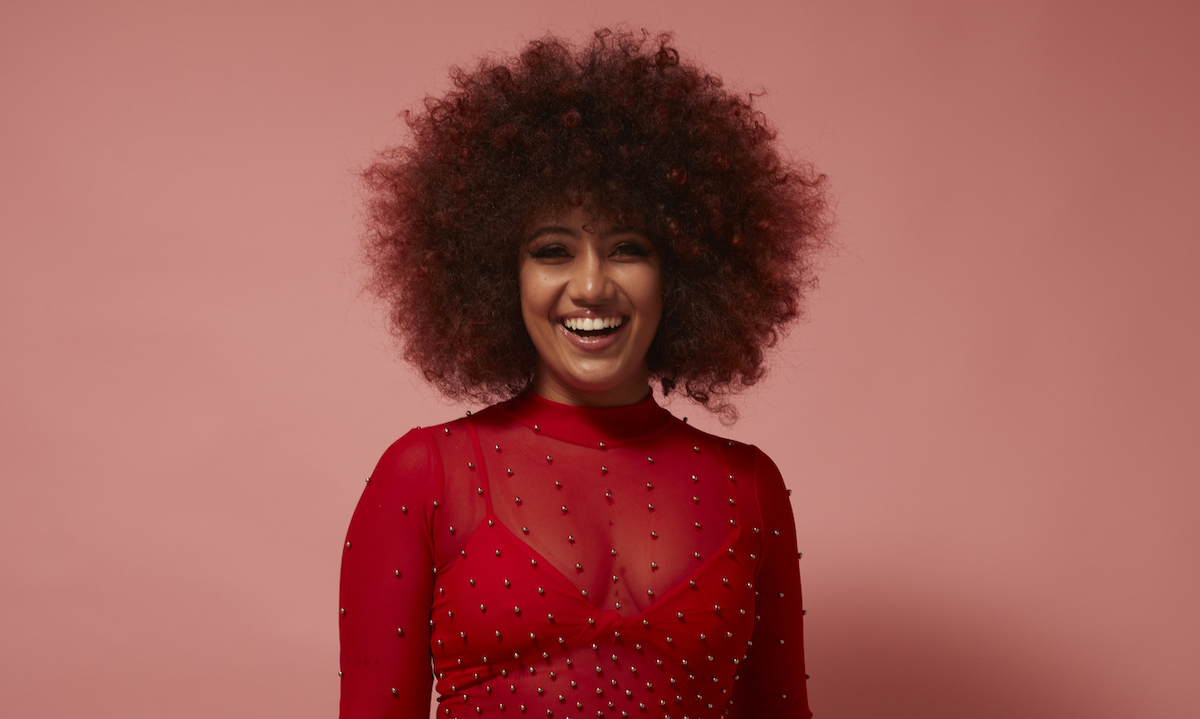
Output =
[{"x1": 341, "y1": 28, "x2": 830, "y2": 719}]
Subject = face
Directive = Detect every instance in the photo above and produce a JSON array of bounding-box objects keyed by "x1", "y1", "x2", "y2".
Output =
[{"x1": 519, "y1": 206, "x2": 663, "y2": 407}]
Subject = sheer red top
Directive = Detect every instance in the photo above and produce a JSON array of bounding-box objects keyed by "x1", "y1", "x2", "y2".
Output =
[{"x1": 339, "y1": 392, "x2": 811, "y2": 719}]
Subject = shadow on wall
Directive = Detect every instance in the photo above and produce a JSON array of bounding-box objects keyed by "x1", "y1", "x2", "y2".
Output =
[{"x1": 809, "y1": 587, "x2": 1120, "y2": 719}]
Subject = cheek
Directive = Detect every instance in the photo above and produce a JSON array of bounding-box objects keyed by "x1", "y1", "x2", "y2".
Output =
[
  {"x1": 518, "y1": 267, "x2": 553, "y2": 328},
  {"x1": 636, "y1": 267, "x2": 664, "y2": 320},
  {"x1": 517, "y1": 264, "x2": 537, "y2": 315}
]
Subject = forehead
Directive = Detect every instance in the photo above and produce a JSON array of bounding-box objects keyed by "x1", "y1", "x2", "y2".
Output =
[{"x1": 526, "y1": 205, "x2": 649, "y2": 239}]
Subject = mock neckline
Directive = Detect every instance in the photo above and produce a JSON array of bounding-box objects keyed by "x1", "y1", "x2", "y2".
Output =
[{"x1": 495, "y1": 390, "x2": 674, "y2": 447}]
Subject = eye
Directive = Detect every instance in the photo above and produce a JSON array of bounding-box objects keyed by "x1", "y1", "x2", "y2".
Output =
[
  {"x1": 529, "y1": 244, "x2": 571, "y2": 260},
  {"x1": 611, "y1": 242, "x2": 651, "y2": 258}
]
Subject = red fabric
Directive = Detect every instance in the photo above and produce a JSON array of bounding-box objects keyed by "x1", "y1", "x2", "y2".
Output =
[{"x1": 339, "y1": 392, "x2": 811, "y2": 719}]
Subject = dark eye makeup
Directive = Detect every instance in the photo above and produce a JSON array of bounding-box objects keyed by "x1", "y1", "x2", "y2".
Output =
[
  {"x1": 528, "y1": 244, "x2": 571, "y2": 259},
  {"x1": 611, "y1": 242, "x2": 651, "y2": 257}
]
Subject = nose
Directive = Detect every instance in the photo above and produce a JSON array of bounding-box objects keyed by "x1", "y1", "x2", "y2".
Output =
[{"x1": 567, "y1": 248, "x2": 616, "y2": 305}]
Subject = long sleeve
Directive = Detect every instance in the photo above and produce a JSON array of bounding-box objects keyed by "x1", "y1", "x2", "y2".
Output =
[
  {"x1": 339, "y1": 429, "x2": 441, "y2": 719},
  {"x1": 730, "y1": 447, "x2": 812, "y2": 719}
]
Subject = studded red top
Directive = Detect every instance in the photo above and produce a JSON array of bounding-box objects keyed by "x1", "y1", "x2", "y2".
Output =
[{"x1": 339, "y1": 392, "x2": 811, "y2": 719}]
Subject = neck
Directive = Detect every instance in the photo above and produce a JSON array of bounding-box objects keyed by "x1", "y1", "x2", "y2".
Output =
[{"x1": 532, "y1": 370, "x2": 652, "y2": 408}]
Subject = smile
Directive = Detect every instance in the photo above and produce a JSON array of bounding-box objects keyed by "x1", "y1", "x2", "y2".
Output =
[{"x1": 559, "y1": 316, "x2": 625, "y2": 336}]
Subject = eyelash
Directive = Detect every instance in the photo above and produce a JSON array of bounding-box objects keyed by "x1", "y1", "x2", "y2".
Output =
[
  {"x1": 528, "y1": 242, "x2": 649, "y2": 259},
  {"x1": 613, "y1": 243, "x2": 650, "y2": 257},
  {"x1": 529, "y1": 246, "x2": 568, "y2": 259}
]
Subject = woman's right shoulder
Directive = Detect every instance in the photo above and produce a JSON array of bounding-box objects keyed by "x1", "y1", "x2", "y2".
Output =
[{"x1": 368, "y1": 414, "x2": 480, "y2": 488}]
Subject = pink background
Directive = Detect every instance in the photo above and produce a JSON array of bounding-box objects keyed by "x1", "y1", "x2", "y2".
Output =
[{"x1": 2, "y1": 1, "x2": 1197, "y2": 717}]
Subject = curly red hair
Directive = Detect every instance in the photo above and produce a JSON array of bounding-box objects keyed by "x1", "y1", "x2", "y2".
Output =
[{"x1": 362, "y1": 28, "x2": 831, "y2": 416}]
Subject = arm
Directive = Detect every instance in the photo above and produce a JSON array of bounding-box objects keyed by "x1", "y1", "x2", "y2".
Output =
[
  {"x1": 731, "y1": 447, "x2": 812, "y2": 719},
  {"x1": 339, "y1": 429, "x2": 440, "y2": 719}
]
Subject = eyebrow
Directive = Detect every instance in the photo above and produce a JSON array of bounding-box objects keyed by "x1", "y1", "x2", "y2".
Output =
[
  {"x1": 526, "y1": 225, "x2": 646, "y2": 242},
  {"x1": 527, "y1": 225, "x2": 580, "y2": 241}
]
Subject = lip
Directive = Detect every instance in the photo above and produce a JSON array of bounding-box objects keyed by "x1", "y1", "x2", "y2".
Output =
[
  {"x1": 556, "y1": 317, "x2": 628, "y2": 352},
  {"x1": 556, "y1": 310, "x2": 626, "y2": 321}
]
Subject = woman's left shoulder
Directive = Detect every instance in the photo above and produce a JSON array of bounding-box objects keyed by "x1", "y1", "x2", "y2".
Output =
[{"x1": 671, "y1": 418, "x2": 783, "y2": 482}]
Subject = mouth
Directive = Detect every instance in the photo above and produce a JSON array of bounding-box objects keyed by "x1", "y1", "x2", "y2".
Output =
[{"x1": 558, "y1": 316, "x2": 626, "y2": 338}]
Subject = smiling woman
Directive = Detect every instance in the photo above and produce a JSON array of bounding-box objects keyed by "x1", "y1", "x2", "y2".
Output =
[
  {"x1": 520, "y1": 207, "x2": 663, "y2": 407},
  {"x1": 343, "y1": 27, "x2": 831, "y2": 719}
]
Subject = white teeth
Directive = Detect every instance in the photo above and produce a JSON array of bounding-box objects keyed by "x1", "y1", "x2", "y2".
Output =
[{"x1": 563, "y1": 317, "x2": 623, "y2": 332}]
